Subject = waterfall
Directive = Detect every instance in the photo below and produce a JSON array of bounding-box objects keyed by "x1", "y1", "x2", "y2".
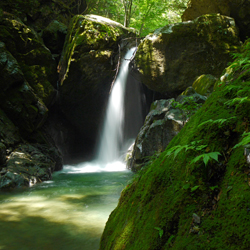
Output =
[
  {"x1": 63, "y1": 47, "x2": 143, "y2": 173},
  {"x1": 97, "y1": 48, "x2": 136, "y2": 163}
]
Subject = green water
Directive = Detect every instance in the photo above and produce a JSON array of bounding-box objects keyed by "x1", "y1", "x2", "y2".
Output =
[{"x1": 0, "y1": 165, "x2": 133, "y2": 250}]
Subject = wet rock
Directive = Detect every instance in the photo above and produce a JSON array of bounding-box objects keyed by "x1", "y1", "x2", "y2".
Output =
[
  {"x1": 182, "y1": 0, "x2": 250, "y2": 41},
  {"x1": 0, "y1": 143, "x2": 62, "y2": 189},
  {"x1": 128, "y1": 99, "x2": 185, "y2": 172},
  {"x1": 132, "y1": 14, "x2": 240, "y2": 95}
]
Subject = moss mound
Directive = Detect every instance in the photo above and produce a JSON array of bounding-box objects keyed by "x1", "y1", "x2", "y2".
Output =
[{"x1": 100, "y1": 40, "x2": 250, "y2": 249}]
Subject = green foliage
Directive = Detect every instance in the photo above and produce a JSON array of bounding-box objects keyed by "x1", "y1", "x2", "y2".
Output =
[
  {"x1": 85, "y1": 0, "x2": 189, "y2": 36},
  {"x1": 172, "y1": 96, "x2": 203, "y2": 123},
  {"x1": 154, "y1": 227, "x2": 163, "y2": 238},
  {"x1": 233, "y1": 132, "x2": 250, "y2": 149}
]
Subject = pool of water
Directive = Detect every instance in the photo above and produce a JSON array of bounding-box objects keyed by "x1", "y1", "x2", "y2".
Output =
[{"x1": 0, "y1": 163, "x2": 133, "y2": 250}]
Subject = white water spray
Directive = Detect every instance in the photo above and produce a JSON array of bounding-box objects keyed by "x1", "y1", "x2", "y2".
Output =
[{"x1": 97, "y1": 48, "x2": 136, "y2": 163}]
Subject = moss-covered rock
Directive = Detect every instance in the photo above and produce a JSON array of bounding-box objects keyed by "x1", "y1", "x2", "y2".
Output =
[
  {"x1": 0, "y1": 14, "x2": 57, "y2": 105},
  {"x1": 182, "y1": 0, "x2": 250, "y2": 41},
  {"x1": 192, "y1": 74, "x2": 217, "y2": 96},
  {"x1": 56, "y1": 14, "x2": 135, "y2": 157},
  {"x1": 132, "y1": 14, "x2": 240, "y2": 95},
  {"x1": 100, "y1": 40, "x2": 250, "y2": 250}
]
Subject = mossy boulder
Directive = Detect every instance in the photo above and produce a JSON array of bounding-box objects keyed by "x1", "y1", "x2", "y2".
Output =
[
  {"x1": 132, "y1": 14, "x2": 240, "y2": 95},
  {"x1": 182, "y1": 0, "x2": 250, "y2": 41},
  {"x1": 0, "y1": 14, "x2": 57, "y2": 105},
  {"x1": 192, "y1": 74, "x2": 217, "y2": 96},
  {"x1": 56, "y1": 14, "x2": 135, "y2": 156},
  {"x1": 100, "y1": 40, "x2": 250, "y2": 250}
]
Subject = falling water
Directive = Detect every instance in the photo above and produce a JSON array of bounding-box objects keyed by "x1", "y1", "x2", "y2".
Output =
[{"x1": 97, "y1": 48, "x2": 136, "y2": 163}]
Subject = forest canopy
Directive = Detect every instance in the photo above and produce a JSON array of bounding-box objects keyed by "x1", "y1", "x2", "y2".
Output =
[{"x1": 85, "y1": 0, "x2": 189, "y2": 37}]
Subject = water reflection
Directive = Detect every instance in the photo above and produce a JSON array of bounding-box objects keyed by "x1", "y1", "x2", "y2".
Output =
[{"x1": 0, "y1": 168, "x2": 133, "y2": 250}]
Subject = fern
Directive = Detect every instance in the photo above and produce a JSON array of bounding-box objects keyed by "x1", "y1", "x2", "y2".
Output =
[{"x1": 233, "y1": 132, "x2": 250, "y2": 149}]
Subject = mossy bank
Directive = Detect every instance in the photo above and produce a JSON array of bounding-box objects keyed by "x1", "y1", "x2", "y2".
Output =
[{"x1": 100, "y1": 40, "x2": 250, "y2": 249}]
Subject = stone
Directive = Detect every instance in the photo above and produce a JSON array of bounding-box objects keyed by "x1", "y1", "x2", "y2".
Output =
[
  {"x1": 128, "y1": 99, "x2": 185, "y2": 172},
  {"x1": 132, "y1": 14, "x2": 240, "y2": 95},
  {"x1": 0, "y1": 14, "x2": 57, "y2": 105},
  {"x1": 42, "y1": 20, "x2": 68, "y2": 54},
  {"x1": 192, "y1": 74, "x2": 218, "y2": 96},
  {"x1": 182, "y1": 0, "x2": 250, "y2": 41},
  {"x1": 0, "y1": 143, "x2": 62, "y2": 189}
]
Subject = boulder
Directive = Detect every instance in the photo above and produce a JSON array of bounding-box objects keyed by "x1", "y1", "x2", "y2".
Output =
[
  {"x1": 0, "y1": 15, "x2": 57, "y2": 106},
  {"x1": 128, "y1": 99, "x2": 185, "y2": 172},
  {"x1": 192, "y1": 74, "x2": 217, "y2": 96},
  {"x1": 182, "y1": 0, "x2": 250, "y2": 41},
  {"x1": 0, "y1": 143, "x2": 62, "y2": 189},
  {"x1": 56, "y1": 14, "x2": 135, "y2": 157},
  {"x1": 132, "y1": 14, "x2": 240, "y2": 95},
  {"x1": 42, "y1": 20, "x2": 68, "y2": 54}
]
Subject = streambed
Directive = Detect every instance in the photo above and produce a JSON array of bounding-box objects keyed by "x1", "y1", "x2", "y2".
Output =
[{"x1": 0, "y1": 163, "x2": 133, "y2": 250}]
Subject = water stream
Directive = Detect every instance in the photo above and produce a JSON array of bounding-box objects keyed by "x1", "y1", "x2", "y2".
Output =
[{"x1": 0, "y1": 48, "x2": 140, "y2": 250}]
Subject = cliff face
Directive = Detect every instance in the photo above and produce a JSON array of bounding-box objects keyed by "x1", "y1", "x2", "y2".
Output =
[{"x1": 100, "y1": 39, "x2": 250, "y2": 249}]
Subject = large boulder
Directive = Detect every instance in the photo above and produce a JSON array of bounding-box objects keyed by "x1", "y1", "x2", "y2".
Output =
[
  {"x1": 182, "y1": 0, "x2": 250, "y2": 41},
  {"x1": 132, "y1": 14, "x2": 240, "y2": 95},
  {"x1": 55, "y1": 14, "x2": 135, "y2": 158}
]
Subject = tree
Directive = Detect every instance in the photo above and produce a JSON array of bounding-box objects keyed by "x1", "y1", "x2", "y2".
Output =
[{"x1": 85, "y1": 0, "x2": 189, "y2": 37}]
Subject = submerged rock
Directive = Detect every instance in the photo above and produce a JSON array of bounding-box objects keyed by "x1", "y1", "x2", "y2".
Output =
[{"x1": 132, "y1": 14, "x2": 240, "y2": 95}]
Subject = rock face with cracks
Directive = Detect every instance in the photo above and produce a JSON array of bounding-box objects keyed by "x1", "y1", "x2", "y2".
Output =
[{"x1": 132, "y1": 14, "x2": 240, "y2": 95}]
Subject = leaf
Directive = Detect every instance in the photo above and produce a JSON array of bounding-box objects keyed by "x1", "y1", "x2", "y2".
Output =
[
  {"x1": 210, "y1": 185, "x2": 219, "y2": 191},
  {"x1": 190, "y1": 155, "x2": 203, "y2": 165},
  {"x1": 183, "y1": 183, "x2": 190, "y2": 190},
  {"x1": 207, "y1": 152, "x2": 221, "y2": 162},
  {"x1": 154, "y1": 227, "x2": 163, "y2": 238},
  {"x1": 191, "y1": 185, "x2": 199, "y2": 192},
  {"x1": 203, "y1": 154, "x2": 210, "y2": 166}
]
